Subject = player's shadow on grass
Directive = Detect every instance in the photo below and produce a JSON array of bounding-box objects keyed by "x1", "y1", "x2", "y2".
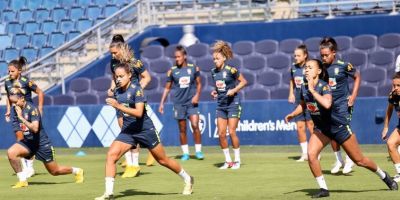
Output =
[
  {"x1": 174, "y1": 155, "x2": 202, "y2": 160},
  {"x1": 284, "y1": 188, "x2": 387, "y2": 196},
  {"x1": 114, "y1": 189, "x2": 177, "y2": 198},
  {"x1": 322, "y1": 170, "x2": 354, "y2": 176},
  {"x1": 28, "y1": 181, "x2": 71, "y2": 185},
  {"x1": 213, "y1": 162, "x2": 244, "y2": 168},
  {"x1": 116, "y1": 172, "x2": 152, "y2": 176},
  {"x1": 288, "y1": 156, "x2": 301, "y2": 160}
]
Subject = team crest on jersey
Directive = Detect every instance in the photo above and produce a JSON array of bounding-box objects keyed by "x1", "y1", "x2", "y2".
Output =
[
  {"x1": 329, "y1": 78, "x2": 337, "y2": 88},
  {"x1": 230, "y1": 68, "x2": 237, "y2": 74},
  {"x1": 334, "y1": 68, "x2": 339, "y2": 75},
  {"x1": 136, "y1": 89, "x2": 143, "y2": 97},
  {"x1": 32, "y1": 110, "x2": 37, "y2": 116},
  {"x1": 28, "y1": 80, "x2": 34, "y2": 87},
  {"x1": 187, "y1": 68, "x2": 192, "y2": 75},
  {"x1": 306, "y1": 102, "x2": 319, "y2": 114},
  {"x1": 24, "y1": 113, "x2": 29, "y2": 120},
  {"x1": 223, "y1": 71, "x2": 227, "y2": 79},
  {"x1": 347, "y1": 63, "x2": 353, "y2": 71},
  {"x1": 127, "y1": 92, "x2": 131, "y2": 99}
]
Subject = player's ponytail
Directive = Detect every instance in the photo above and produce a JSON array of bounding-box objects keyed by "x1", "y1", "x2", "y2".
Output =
[
  {"x1": 212, "y1": 40, "x2": 233, "y2": 60},
  {"x1": 9, "y1": 56, "x2": 28, "y2": 72},
  {"x1": 320, "y1": 37, "x2": 337, "y2": 52}
]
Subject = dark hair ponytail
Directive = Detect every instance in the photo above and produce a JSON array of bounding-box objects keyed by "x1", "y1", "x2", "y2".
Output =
[
  {"x1": 9, "y1": 56, "x2": 28, "y2": 71},
  {"x1": 111, "y1": 34, "x2": 125, "y2": 44},
  {"x1": 320, "y1": 37, "x2": 337, "y2": 52}
]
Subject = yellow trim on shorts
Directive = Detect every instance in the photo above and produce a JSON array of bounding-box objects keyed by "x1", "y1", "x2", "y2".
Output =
[
  {"x1": 51, "y1": 146, "x2": 56, "y2": 161},
  {"x1": 346, "y1": 125, "x2": 353, "y2": 135}
]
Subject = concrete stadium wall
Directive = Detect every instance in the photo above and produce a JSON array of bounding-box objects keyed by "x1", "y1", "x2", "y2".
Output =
[{"x1": 0, "y1": 98, "x2": 395, "y2": 149}]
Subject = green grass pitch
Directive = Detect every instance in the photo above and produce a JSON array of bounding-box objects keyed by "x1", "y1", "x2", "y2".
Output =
[{"x1": 0, "y1": 145, "x2": 398, "y2": 199}]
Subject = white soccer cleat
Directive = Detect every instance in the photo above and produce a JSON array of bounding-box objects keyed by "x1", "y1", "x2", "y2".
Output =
[
  {"x1": 330, "y1": 161, "x2": 343, "y2": 174},
  {"x1": 394, "y1": 174, "x2": 400, "y2": 182},
  {"x1": 25, "y1": 168, "x2": 35, "y2": 178},
  {"x1": 296, "y1": 154, "x2": 308, "y2": 162},
  {"x1": 231, "y1": 161, "x2": 241, "y2": 170},
  {"x1": 342, "y1": 161, "x2": 355, "y2": 174},
  {"x1": 219, "y1": 162, "x2": 232, "y2": 170},
  {"x1": 182, "y1": 176, "x2": 194, "y2": 195},
  {"x1": 94, "y1": 193, "x2": 114, "y2": 200}
]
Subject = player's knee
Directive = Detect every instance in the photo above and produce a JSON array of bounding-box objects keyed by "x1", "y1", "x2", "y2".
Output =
[
  {"x1": 386, "y1": 138, "x2": 398, "y2": 150},
  {"x1": 48, "y1": 169, "x2": 61, "y2": 176},
  {"x1": 106, "y1": 151, "x2": 119, "y2": 163},
  {"x1": 354, "y1": 157, "x2": 368, "y2": 167},
  {"x1": 7, "y1": 148, "x2": 17, "y2": 159},
  {"x1": 307, "y1": 149, "x2": 318, "y2": 161},
  {"x1": 156, "y1": 157, "x2": 169, "y2": 167},
  {"x1": 191, "y1": 123, "x2": 199, "y2": 131}
]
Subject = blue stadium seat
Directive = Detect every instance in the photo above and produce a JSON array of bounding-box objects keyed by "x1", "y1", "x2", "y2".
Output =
[
  {"x1": 42, "y1": 20, "x2": 58, "y2": 34},
  {"x1": 69, "y1": 77, "x2": 91, "y2": 94},
  {"x1": 60, "y1": 19, "x2": 76, "y2": 34},
  {"x1": 353, "y1": 34, "x2": 377, "y2": 52},
  {"x1": 97, "y1": 93, "x2": 108, "y2": 105},
  {"x1": 362, "y1": 67, "x2": 386, "y2": 85},
  {"x1": 42, "y1": 0, "x2": 59, "y2": 9},
  {"x1": 26, "y1": 0, "x2": 41, "y2": 9},
  {"x1": 4, "y1": 48, "x2": 19, "y2": 62},
  {"x1": 378, "y1": 33, "x2": 400, "y2": 50},
  {"x1": 270, "y1": 87, "x2": 290, "y2": 99},
  {"x1": 52, "y1": 7, "x2": 67, "y2": 21},
  {"x1": 145, "y1": 77, "x2": 158, "y2": 91},
  {"x1": 35, "y1": 8, "x2": 51, "y2": 22},
  {"x1": 2, "y1": 9, "x2": 16, "y2": 23},
  {"x1": 378, "y1": 83, "x2": 392, "y2": 96},
  {"x1": 77, "y1": 18, "x2": 93, "y2": 32},
  {"x1": 233, "y1": 41, "x2": 254, "y2": 56},
  {"x1": 279, "y1": 38, "x2": 303, "y2": 54},
  {"x1": 0, "y1": 0, "x2": 9, "y2": 10},
  {"x1": 78, "y1": 0, "x2": 92, "y2": 6},
  {"x1": 91, "y1": 76, "x2": 112, "y2": 94},
  {"x1": 70, "y1": 6, "x2": 85, "y2": 21},
  {"x1": 255, "y1": 39, "x2": 278, "y2": 55},
  {"x1": 14, "y1": 33, "x2": 30, "y2": 49},
  {"x1": 369, "y1": 50, "x2": 394, "y2": 68},
  {"x1": 226, "y1": 57, "x2": 242, "y2": 69},
  {"x1": 245, "y1": 88, "x2": 269, "y2": 100},
  {"x1": 164, "y1": 44, "x2": 179, "y2": 59},
  {"x1": 187, "y1": 43, "x2": 209, "y2": 58},
  {"x1": 24, "y1": 21, "x2": 40, "y2": 34},
  {"x1": 104, "y1": 4, "x2": 119, "y2": 16},
  {"x1": 60, "y1": 0, "x2": 77, "y2": 7},
  {"x1": 0, "y1": 34, "x2": 12, "y2": 50},
  {"x1": 53, "y1": 94, "x2": 75, "y2": 105},
  {"x1": 67, "y1": 30, "x2": 80, "y2": 41},
  {"x1": 93, "y1": 0, "x2": 108, "y2": 5},
  {"x1": 334, "y1": 36, "x2": 352, "y2": 52},
  {"x1": 148, "y1": 58, "x2": 171, "y2": 74},
  {"x1": 19, "y1": 9, "x2": 34, "y2": 23},
  {"x1": 87, "y1": 5, "x2": 103, "y2": 20},
  {"x1": 32, "y1": 33, "x2": 48, "y2": 47},
  {"x1": 0, "y1": 61, "x2": 9, "y2": 77},
  {"x1": 113, "y1": 0, "x2": 128, "y2": 6},
  {"x1": 200, "y1": 90, "x2": 214, "y2": 102},
  {"x1": 146, "y1": 91, "x2": 163, "y2": 103},
  {"x1": 241, "y1": 71, "x2": 256, "y2": 88},
  {"x1": 50, "y1": 32, "x2": 66, "y2": 47},
  {"x1": 9, "y1": 0, "x2": 26, "y2": 10},
  {"x1": 342, "y1": 51, "x2": 367, "y2": 69},
  {"x1": 6, "y1": 21, "x2": 23, "y2": 34},
  {"x1": 22, "y1": 47, "x2": 38, "y2": 62},
  {"x1": 141, "y1": 45, "x2": 164, "y2": 60},
  {"x1": 76, "y1": 93, "x2": 99, "y2": 105},
  {"x1": 257, "y1": 71, "x2": 280, "y2": 87},
  {"x1": 195, "y1": 56, "x2": 214, "y2": 72},
  {"x1": 304, "y1": 37, "x2": 322, "y2": 54},
  {"x1": 39, "y1": 45, "x2": 54, "y2": 57},
  {"x1": 242, "y1": 55, "x2": 265, "y2": 71},
  {"x1": 266, "y1": 54, "x2": 290, "y2": 71},
  {"x1": 33, "y1": 95, "x2": 53, "y2": 106},
  {"x1": 358, "y1": 85, "x2": 377, "y2": 97}
]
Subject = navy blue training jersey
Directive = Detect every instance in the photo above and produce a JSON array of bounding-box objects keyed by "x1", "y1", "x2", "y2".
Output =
[
  {"x1": 326, "y1": 59, "x2": 356, "y2": 103},
  {"x1": 301, "y1": 79, "x2": 332, "y2": 131},
  {"x1": 115, "y1": 83, "x2": 154, "y2": 133},
  {"x1": 12, "y1": 102, "x2": 51, "y2": 146},
  {"x1": 111, "y1": 59, "x2": 146, "y2": 85},
  {"x1": 5, "y1": 76, "x2": 38, "y2": 102},
  {"x1": 167, "y1": 63, "x2": 200, "y2": 105},
  {"x1": 211, "y1": 65, "x2": 241, "y2": 108},
  {"x1": 290, "y1": 63, "x2": 306, "y2": 103}
]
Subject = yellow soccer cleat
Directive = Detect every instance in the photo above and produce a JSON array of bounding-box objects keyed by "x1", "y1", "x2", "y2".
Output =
[
  {"x1": 146, "y1": 152, "x2": 156, "y2": 166},
  {"x1": 121, "y1": 166, "x2": 140, "y2": 178},
  {"x1": 94, "y1": 193, "x2": 114, "y2": 200},
  {"x1": 12, "y1": 181, "x2": 28, "y2": 189},
  {"x1": 75, "y1": 168, "x2": 84, "y2": 183}
]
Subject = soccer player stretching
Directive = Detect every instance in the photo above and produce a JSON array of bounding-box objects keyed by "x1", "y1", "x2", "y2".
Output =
[
  {"x1": 7, "y1": 88, "x2": 84, "y2": 189},
  {"x1": 96, "y1": 63, "x2": 193, "y2": 200},
  {"x1": 159, "y1": 45, "x2": 204, "y2": 161},
  {"x1": 285, "y1": 59, "x2": 397, "y2": 198},
  {"x1": 211, "y1": 41, "x2": 247, "y2": 169}
]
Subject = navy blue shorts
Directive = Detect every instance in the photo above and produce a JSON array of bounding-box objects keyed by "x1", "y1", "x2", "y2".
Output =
[
  {"x1": 115, "y1": 128, "x2": 161, "y2": 149},
  {"x1": 173, "y1": 104, "x2": 199, "y2": 120},
  {"x1": 315, "y1": 124, "x2": 352, "y2": 145},
  {"x1": 216, "y1": 105, "x2": 242, "y2": 119},
  {"x1": 18, "y1": 140, "x2": 55, "y2": 163},
  {"x1": 294, "y1": 107, "x2": 312, "y2": 122}
]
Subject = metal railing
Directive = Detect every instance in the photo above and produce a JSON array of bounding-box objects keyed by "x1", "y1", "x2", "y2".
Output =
[{"x1": 0, "y1": 0, "x2": 398, "y2": 101}]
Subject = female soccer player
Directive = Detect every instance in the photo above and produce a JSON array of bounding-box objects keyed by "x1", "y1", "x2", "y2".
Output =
[
  {"x1": 285, "y1": 59, "x2": 397, "y2": 198},
  {"x1": 95, "y1": 63, "x2": 193, "y2": 200},
  {"x1": 108, "y1": 37, "x2": 155, "y2": 178},
  {"x1": 211, "y1": 41, "x2": 247, "y2": 170},
  {"x1": 7, "y1": 88, "x2": 84, "y2": 189},
  {"x1": 288, "y1": 44, "x2": 314, "y2": 162},
  {"x1": 320, "y1": 37, "x2": 360, "y2": 174},
  {"x1": 381, "y1": 72, "x2": 400, "y2": 182},
  {"x1": 158, "y1": 45, "x2": 204, "y2": 161},
  {"x1": 4, "y1": 57, "x2": 44, "y2": 178}
]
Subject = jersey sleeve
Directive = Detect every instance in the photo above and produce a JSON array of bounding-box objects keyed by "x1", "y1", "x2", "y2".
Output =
[
  {"x1": 344, "y1": 62, "x2": 356, "y2": 78},
  {"x1": 194, "y1": 66, "x2": 200, "y2": 78},
  {"x1": 30, "y1": 108, "x2": 40, "y2": 122},
  {"x1": 321, "y1": 83, "x2": 331, "y2": 96},
  {"x1": 166, "y1": 69, "x2": 173, "y2": 82},
  {"x1": 134, "y1": 88, "x2": 146, "y2": 103},
  {"x1": 27, "y1": 78, "x2": 38, "y2": 92},
  {"x1": 230, "y1": 67, "x2": 240, "y2": 80}
]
